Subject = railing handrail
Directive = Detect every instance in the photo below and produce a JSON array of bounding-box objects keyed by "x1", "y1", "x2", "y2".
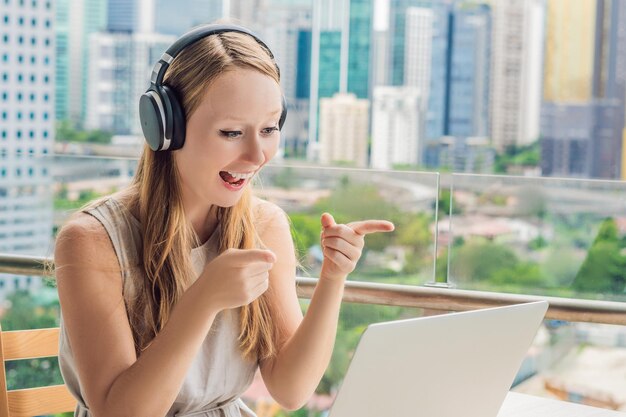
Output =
[{"x1": 3, "y1": 253, "x2": 626, "y2": 325}]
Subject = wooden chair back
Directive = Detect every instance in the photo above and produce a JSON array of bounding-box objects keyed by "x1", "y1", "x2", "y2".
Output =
[{"x1": 0, "y1": 326, "x2": 76, "y2": 417}]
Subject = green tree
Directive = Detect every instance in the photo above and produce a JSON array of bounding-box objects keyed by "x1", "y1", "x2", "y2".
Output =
[
  {"x1": 490, "y1": 262, "x2": 545, "y2": 287},
  {"x1": 436, "y1": 188, "x2": 461, "y2": 217},
  {"x1": 1, "y1": 289, "x2": 58, "y2": 331},
  {"x1": 494, "y1": 142, "x2": 540, "y2": 173},
  {"x1": 543, "y1": 247, "x2": 582, "y2": 287},
  {"x1": 396, "y1": 215, "x2": 432, "y2": 273},
  {"x1": 450, "y1": 240, "x2": 549, "y2": 290},
  {"x1": 289, "y1": 213, "x2": 321, "y2": 258},
  {"x1": 56, "y1": 120, "x2": 113, "y2": 144},
  {"x1": 54, "y1": 188, "x2": 102, "y2": 211},
  {"x1": 572, "y1": 218, "x2": 626, "y2": 294},
  {"x1": 451, "y1": 240, "x2": 519, "y2": 283}
]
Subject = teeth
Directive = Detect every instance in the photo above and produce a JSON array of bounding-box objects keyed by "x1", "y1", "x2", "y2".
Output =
[{"x1": 227, "y1": 171, "x2": 255, "y2": 180}]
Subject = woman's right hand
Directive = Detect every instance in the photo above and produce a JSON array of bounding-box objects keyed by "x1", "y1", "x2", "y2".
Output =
[{"x1": 202, "y1": 248, "x2": 277, "y2": 311}]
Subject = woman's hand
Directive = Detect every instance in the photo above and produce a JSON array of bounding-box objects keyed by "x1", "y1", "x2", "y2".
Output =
[
  {"x1": 319, "y1": 212, "x2": 395, "y2": 283},
  {"x1": 202, "y1": 248, "x2": 277, "y2": 311}
]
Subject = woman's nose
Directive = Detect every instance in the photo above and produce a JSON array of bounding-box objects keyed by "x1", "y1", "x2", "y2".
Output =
[{"x1": 242, "y1": 133, "x2": 265, "y2": 165}]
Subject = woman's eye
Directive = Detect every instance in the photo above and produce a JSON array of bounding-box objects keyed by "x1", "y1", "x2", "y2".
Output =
[
  {"x1": 262, "y1": 127, "x2": 279, "y2": 136},
  {"x1": 219, "y1": 128, "x2": 278, "y2": 139},
  {"x1": 219, "y1": 130, "x2": 242, "y2": 139}
]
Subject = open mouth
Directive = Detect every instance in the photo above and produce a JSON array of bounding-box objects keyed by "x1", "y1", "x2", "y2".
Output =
[{"x1": 219, "y1": 171, "x2": 246, "y2": 187}]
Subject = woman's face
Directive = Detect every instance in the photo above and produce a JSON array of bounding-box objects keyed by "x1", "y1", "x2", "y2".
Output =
[{"x1": 174, "y1": 68, "x2": 283, "y2": 208}]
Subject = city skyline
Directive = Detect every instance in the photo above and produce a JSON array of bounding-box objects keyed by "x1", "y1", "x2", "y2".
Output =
[{"x1": 17, "y1": 0, "x2": 626, "y2": 182}]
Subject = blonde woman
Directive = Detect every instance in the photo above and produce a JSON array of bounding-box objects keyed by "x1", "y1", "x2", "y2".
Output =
[{"x1": 55, "y1": 24, "x2": 394, "y2": 417}]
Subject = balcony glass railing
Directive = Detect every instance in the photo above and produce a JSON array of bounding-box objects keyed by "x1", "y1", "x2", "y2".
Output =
[
  {"x1": 444, "y1": 173, "x2": 626, "y2": 302},
  {"x1": 2, "y1": 155, "x2": 626, "y2": 413},
  {"x1": 257, "y1": 165, "x2": 440, "y2": 285}
]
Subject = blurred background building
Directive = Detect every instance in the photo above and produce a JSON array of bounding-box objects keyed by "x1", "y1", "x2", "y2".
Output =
[
  {"x1": 0, "y1": 0, "x2": 55, "y2": 298},
  {"x1": 46, "y1": 0, "x2": 626, "y2": 180}
]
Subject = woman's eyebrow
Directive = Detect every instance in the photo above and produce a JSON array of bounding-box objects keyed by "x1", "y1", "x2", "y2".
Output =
[{"x1": 220, "y1": 109, "x2": 282, "y2": 121}]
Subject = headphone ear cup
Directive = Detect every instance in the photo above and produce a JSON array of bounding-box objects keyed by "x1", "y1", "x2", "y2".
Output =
[
  {"x1": 139, "y1": 88, "x2": 166, "y2": 151},
  {"x1": 279, "y1": 95, "x2": 288, "y2": 130},
  {"x1": 157, "y1": 85, "x2": 175, "y2": 149},
  {"x1": 162, "y1": 85, "x2": 186, "y2": 150}
]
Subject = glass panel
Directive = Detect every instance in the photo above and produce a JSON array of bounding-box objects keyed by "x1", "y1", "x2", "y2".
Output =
[
  {"x1": 258, "y1": 165, "x2": 440, "y2": 285},
  {"x1": 445, "y1": 174, "x2": 626, "y2": 301}
]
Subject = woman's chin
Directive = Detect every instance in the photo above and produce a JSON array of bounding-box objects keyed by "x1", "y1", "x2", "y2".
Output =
[{"x1": 211, "y1": 191, "x2": 246, "y2": 208}]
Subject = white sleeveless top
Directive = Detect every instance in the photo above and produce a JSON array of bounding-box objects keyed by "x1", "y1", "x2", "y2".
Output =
[{"x1": 59, "y1": 197, "x2": 258, "y2": 417}]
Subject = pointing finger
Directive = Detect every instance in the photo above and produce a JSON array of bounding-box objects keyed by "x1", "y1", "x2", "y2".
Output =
[{"x1": 347, "y1": 220, "x2": 395, "y2": 236}]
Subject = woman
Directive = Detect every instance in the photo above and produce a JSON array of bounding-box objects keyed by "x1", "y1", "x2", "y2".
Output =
[{"x1": 55, "y1": 24, "x2": 394, "y2": 417}]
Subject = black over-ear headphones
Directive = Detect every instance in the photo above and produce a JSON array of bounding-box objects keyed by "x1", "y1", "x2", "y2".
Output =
[{"x1": 139, "y1": 23, "x2": 288, "y2": 152}]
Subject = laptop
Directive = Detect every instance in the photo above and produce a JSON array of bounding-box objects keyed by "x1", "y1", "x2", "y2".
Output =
[{"x1": 327, "y1": 301, "x2": 549, "y2": 417}]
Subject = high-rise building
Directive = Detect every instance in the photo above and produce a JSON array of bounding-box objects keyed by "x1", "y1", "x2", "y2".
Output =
[
  {"x1": 256, "y1": 2, "x2": 312, "y2": 158},
  {"x1": 590, "y1": 0, "x2": 626, "y2": 179},
  {"x1": 541, "y1": 101, "x2": 622, "y2": 178},
  {"x1": 518, "y1": 0, "x2": 545, "y2": 149},
  {"x1": 55, "y1": 0, "x2": 107, "y2": 123},
  {"x1": 593, "y1": 0, "x2": 626, "y2": 103},
  {"x1": 435, "y1": 136, "x2": 495, "y2": 173},
  {"x1": 296, "y1": 29, "x2": 313, "y2": 99},
  {"x1": 0, "y1": 0, "x2": 55, "y2": 297},
  {"x1": 541, "y1": 0, "x2": 626, "y2": 179},
  {"x1": 319, "y1": 93, "x2": 369, "y2": 167},
  {"x1": 447, "y1": 3, "x2": 491, "y2": 138},
  {"x1": 371, "y1": 86, "x2": 423, "y2": 169},
  {"x1": 85, "y1": 31, "x2": 175, "y2": 135},
  {"x1": 261, "y1": 3, "x2": 311, "y2": 100},
  {"x1": 303, "y1": 0, "x2": 375, "y2": 159},
  {"x1": 425, "y1": 0, "x2": 452, "y2": 140},
  {"x1": 55, "y1": 0, "x2": 71, "y2": 120},
  {"x1": 371, "y1": 29, "x2": 388, "y2": 88},
  {"x1": 228, "y1": 0, "x2": 268, "y2": 30},
  {"x1": 404, "y1": 7, "x2": 433, "y2": 102},
  {"x1": 387, "y1": 0, "x2": 432, "y2": 86},
  {"x1": 107, "y1": 0, "x2": 139, "y2": 32},
  {"x1": 296, "y1": 29, "x2": 342, "y2": 100},
  {"x1": 154, "y1": 0, "x2": 225, "y2": 36},
  {"x1": 347, "y1": 0, "x2": 373, "y2": 99},
  {"x1": 542, "y1": 0, "x2": 596, "y2": 103},
  {"x1": 107, "y1": 0, "x2": 152, "y2": 33},
  {"x1": 489, "y1": 0, "x2": 544, "y2": 151},
  {"x1": 426, "y1": 2, "x2": 492, "y2": 140},
  {"x1": 297, "y1": 0, "x2": 342, "y2": 159}
]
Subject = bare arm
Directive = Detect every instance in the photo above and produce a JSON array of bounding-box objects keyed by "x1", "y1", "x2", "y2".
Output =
[
  {"x1": 56, "y1": 214, "x2": 274, "y2": 417},
  {"x1": 258, "y1": 206, "x2": 394, "y2": 410}
]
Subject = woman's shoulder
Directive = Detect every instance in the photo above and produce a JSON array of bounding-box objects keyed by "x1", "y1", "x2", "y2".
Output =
[
  {"x1": 251, "y1": 196, "x2": 290, "y2": 235},
  {"x1": 60, "y1": 211, "x2": 107, "y2": 238},
  {"x1": 55, "y1": 211, "x2": 119, "y2": 270},
  {"x1": 55, "y1": 187, "x2": 138, "y2": 268}
]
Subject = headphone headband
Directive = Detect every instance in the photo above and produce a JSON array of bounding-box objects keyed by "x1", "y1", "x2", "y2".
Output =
[{"x1": 150, "y1": 24, "x2": 275, "y2": 87}]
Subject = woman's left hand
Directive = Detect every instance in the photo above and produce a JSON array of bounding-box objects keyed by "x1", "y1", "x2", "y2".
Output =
[{"x1": 319, "y1": 212, "x2": 395, "y2": 283}]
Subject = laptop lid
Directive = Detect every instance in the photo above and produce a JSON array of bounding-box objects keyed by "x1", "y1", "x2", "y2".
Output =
[{"x1": 327, "y1": 301, "x2": 549, "y2": 417}]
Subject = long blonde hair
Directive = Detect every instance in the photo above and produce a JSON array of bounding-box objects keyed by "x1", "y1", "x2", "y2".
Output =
[{"x1": 127, "y1": 31, "x2": 282, "y2": 361}]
